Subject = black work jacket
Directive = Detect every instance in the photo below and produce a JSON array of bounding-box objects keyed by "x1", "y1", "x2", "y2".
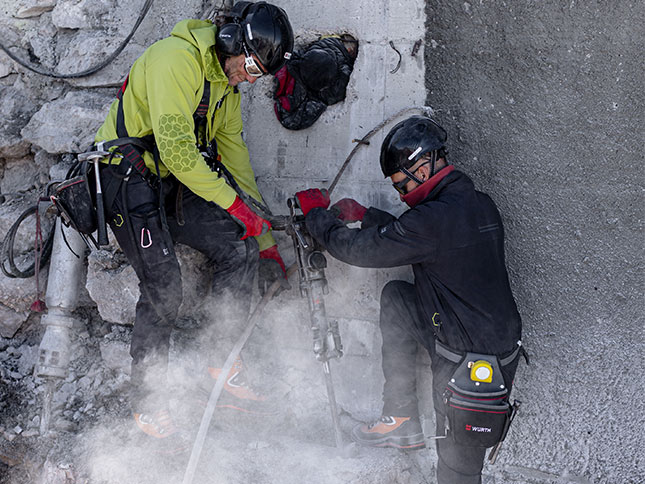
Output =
[{"x1": 305, "y1": 170, "x2": 522, "y2": 355}]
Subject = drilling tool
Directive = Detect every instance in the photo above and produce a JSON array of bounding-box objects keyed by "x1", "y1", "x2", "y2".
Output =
[
  {"x1": 271, "y1": 197, "x2": 344, "y2": 449},
  {"x1": 35, "y1": 218, "x2": 86, "y2": 433}
]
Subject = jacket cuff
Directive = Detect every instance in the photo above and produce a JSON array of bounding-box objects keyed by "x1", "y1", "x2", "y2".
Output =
[
  {"x1": 255, "y1": 230, "x2": 277, "y2": 251},
  {"x1": 220, "y1": 190, "x2": 239, "y2": 210}
]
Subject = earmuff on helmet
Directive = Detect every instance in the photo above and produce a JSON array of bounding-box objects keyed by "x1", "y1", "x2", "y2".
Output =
[
  {"x1": 216, "y1": 23, "x2": 245, "y2": 56},
  {"x1": 215, "y1": 1, "x2": 253, "y2": 56}
]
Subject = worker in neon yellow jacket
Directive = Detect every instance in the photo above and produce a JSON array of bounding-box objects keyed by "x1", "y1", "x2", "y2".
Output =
[{"x1": 94, "y1": 2, "x2": 293, "y2": 453}]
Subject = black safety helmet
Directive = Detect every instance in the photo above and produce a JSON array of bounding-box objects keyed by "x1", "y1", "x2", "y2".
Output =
[
  {"x1": 239, "y1": 2, "x2": 294, "y2": 75},
  {"x1": 379, "y1": 116, "x2": 448, "y2": 177}
]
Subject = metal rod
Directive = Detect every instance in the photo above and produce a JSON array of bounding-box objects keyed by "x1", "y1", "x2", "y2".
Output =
[
  {"x1": 39, "y1": 378, "x2": 56, "y2": 435},
  {"x1": 322, "y1": 361, "x2": 344, "y2": 449},
  {"x1": 327, "y1": 106, "x2": 434, "y2": 195},
  {"x1": 182, "y1": 265, "x2": 298, "y2": 484}
]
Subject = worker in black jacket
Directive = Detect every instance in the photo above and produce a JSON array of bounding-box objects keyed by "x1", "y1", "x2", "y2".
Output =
[{"x1": 294, "y1": 116, "x2": 523, "y2": 484}]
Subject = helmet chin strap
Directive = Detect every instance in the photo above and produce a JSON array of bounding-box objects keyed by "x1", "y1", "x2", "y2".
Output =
[
  {"x1": 429, "y1": 150, "x2": 437, "y2": 177},
  {"x1": 400, "y1": 150, "x2": 439, "y2": 186},
  {"x1": 399, "y1": 165, "x2": 425, "y2": 186}
]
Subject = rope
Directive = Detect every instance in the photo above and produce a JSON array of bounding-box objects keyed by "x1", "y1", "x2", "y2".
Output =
[
  {"x1": 200, "y1": 0, "x2": 231, "y2": 21},
  {"x1": 0, "y1": 0, "x2": 154, "y2": 79}
]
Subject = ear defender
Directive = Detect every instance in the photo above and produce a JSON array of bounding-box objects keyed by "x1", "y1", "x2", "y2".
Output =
[{"x1": 216, "y1": 23, "x2": 244, "y2": 57}]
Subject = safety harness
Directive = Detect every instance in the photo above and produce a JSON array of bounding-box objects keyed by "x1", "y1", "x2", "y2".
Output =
[
  {"x1": 94, "y1": 77, "x2": 238, "y2": 230},
  {"x1": 94, "y1": 75, "x2": 273, "y2": 236},
  {"x1": 97, "y1": 75, "x2": 217, "y2": 189},
  {"x1": 435, "y1": 339, "x2": 529, "y2": 367}
]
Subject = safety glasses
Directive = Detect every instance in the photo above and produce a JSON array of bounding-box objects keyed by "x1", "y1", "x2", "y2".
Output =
[
  {"x1": 391, "y1": 161, "x2": 430, "y2": 194},
  {"x1": 242, "y1": 43, "x2": 266, "y2": 77}
]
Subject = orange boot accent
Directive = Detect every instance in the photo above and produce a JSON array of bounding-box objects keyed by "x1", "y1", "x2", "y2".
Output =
[
  {"x1": 351, "y1": 416, "x2": 425, "y2": 449},
  {"x1": 362, "y1": 416, "x2": 411, "y2": 435},
  {"x1": 207, "y1": 356, "x2": 266, "y2": 402},
  {"x1": 134, "y1": 410, "x2": 177, "y2": 439}
]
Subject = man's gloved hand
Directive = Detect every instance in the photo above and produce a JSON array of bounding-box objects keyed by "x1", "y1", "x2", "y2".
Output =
[
  {"x1": 226, "y1": 196, "x2": 271, "y2": 240},
  {"x1": 258, "y1": 245, "x2": 291, "y2": 297},
  {"x1": 295, "y1": 188, "x2": 330, "y2": 216},
  {"x1": 330, "y1": 198, "x2": 367, "y2": 223}
]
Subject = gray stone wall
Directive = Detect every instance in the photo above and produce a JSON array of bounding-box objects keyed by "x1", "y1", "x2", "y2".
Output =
[{"x1": 424, "y1": 1, "x2": 644, "y2": 483}]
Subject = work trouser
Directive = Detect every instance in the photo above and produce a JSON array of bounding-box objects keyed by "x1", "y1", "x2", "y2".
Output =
[
  {"x1": 101, "y1": 165, "x2": 258, "y2": 414},
  {"x1": 379, "y1": 280, "x2": 519, "y2": 484}
]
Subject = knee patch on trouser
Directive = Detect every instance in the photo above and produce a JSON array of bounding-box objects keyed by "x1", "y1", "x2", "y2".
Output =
[{"x1": 436, "y1": 442, "x2": 485, "y2": 484}]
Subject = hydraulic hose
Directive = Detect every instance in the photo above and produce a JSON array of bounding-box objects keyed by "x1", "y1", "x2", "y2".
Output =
[
  {"x1": 0, "y1": 0, "x2": 154, "y2": 79},
  {"x1": 1, "y1": 204, "x2": 55, "y2": 279}
]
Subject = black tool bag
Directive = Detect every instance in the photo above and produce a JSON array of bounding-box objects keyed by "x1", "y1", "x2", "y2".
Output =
[
  {"x1": 273, "y1": 35, "x2": 358, "y2": 130},
  {"x1": 51, "y1": 161, "x2": 97, "y2": 236},
  {"x1": 443, "y1": 352, "x2": 513, "y2": 448}
]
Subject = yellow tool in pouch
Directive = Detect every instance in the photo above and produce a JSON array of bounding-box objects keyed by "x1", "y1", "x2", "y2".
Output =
[{"x1": 469, "y1": 360, "x2": 493, "y2": 383}]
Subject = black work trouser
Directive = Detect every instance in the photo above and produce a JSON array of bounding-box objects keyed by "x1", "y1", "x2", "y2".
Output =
[
  {"x1": 101, "y1": 166, "x2": 258, "y2": 413},
  {"x1": 379, "y1": 280, "x2": 519, "y2": 484}
]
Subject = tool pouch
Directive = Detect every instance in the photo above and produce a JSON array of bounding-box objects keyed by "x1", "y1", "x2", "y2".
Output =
[
  {"x1": 443, "y1": 352, "x2": 512, "y2": 448},
  {"x1": 51, "y1": 161, "x2": 97, "y2": 235}
]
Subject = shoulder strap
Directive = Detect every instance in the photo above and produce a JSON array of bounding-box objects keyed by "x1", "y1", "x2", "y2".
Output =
[
  {"x1": 116, "y1": 75, "x2": 130, "y2": 139},
  {"x1": 194, "y1": 80, "x2": 211, "y2": 151}
]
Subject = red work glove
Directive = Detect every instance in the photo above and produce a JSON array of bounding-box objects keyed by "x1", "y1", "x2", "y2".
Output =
[
  {"x1": 258, "y1": 245, "x2": 291, "y2": 297},
  {"x1": 226, "y1": 196, "x2": 271, "y2": 240},
  {"x1": 330, "y1": 198, "x2": 367, "y2": 223},
  {"x1": 295, "y1": 189, "x2": 330, "y2": 216}
]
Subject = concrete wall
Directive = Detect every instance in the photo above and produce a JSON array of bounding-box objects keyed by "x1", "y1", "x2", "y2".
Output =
[{"x1": 420, "y1": 1, "x2": 644, "y2": 483}]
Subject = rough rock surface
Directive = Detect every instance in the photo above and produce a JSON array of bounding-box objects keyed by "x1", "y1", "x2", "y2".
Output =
[{"x1": 21, "y1": 91, "x2": 114, "y2": 154}]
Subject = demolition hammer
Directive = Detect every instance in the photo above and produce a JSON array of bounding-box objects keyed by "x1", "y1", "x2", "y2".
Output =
[{"x1": 270, "y1": 196, "x2": 345, "y2": 450}]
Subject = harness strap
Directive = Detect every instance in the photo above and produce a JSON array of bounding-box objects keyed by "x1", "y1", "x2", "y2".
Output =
[
  {"x1": 110, "y1": 77, "x2": 212, "y2": 186},
  {"x1": 97, "y1": 136, "x2": 158, "y2": 189},
  {"x1": 435, "y1": 340, "x2": 528, "y2": 367}
]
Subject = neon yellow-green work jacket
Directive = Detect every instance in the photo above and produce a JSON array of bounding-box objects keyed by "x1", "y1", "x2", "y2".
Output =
[{"x1": 95, "y1": 19, "x2": 275, "y2": 250}]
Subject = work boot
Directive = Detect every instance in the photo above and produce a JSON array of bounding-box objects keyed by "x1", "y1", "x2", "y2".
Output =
[
  {"x1": 351, "y1": 416, "x2": 425, "y2": 450},
  {"x1": 133, "y1": 409, "x2": 189, "y2": 456},
  {"x1": 201, "y1": 356, "x2": 278, "y2": 416}
]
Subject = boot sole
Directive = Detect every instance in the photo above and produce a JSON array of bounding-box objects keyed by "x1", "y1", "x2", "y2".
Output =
[
  {"x1": 194, "y1": 396, "x2": 280, "y2": 416},
  {"x1": 351, "y1": 429, "x2": 426, "y2": 450}
]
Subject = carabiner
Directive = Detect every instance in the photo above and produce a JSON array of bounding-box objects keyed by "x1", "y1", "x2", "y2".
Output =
[{"x1": 140, "y1": 228, "x2": 152, "y2": 248}]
